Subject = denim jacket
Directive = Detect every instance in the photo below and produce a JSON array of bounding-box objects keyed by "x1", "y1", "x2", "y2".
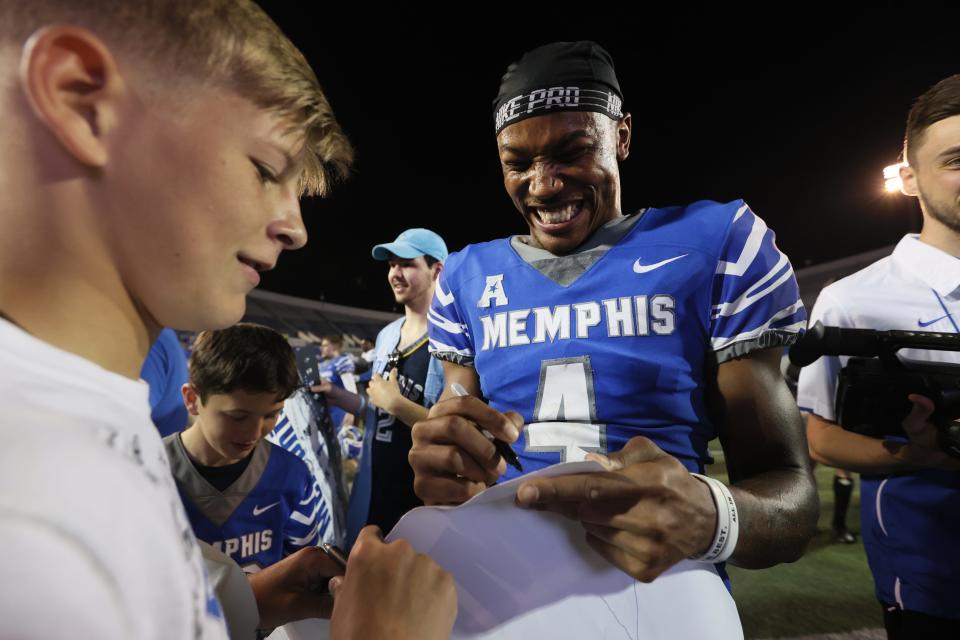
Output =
[
  {"x1": 370, "y1": 316, "x2": 444, "y2": 407},
  {"x1": 346, "y1": 316, "x2": 444, "y2": 545}
]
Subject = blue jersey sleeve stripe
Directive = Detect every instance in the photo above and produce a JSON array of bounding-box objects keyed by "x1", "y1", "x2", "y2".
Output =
[
  {"x1": 291, "y1": 498, "x2": 323, "y2": 526},
  {"x1": 287, "y1": 521, "x2": 322, "y2": 547},
  {"x1": 434, "y1": 277, "x2": 456, "y2": 307},
  {"x1": 428, "y1": 318, "x2": 474, "y2": 351},
  {"x1": 732, "y1": 202, "x2": 749, "y2": 222},
  {"x1": 428, "y1": 338, "x2": 474, "y2": 357},
  {"x1": 711, "y1": 258, "x2": 795, "y2": 319},
  {"x1": 334, "y1": 355, "x2": 355, "y2": 374},
  {"x1": 710, "y1": 205, "x2": 806, "y2": 349},
  {"x1": 715, "y1": 251, "x2": 791, "y2": 307},
  {"x1": 429, "y1": 267, "x2": 476, "y2": 356},
  {"x1": 711, "y1": 303, "x2": 806, "y2": 351},
  {"x1": 298, "y1": 482, "x2": 320, "y2": 506},
  {"x1": 739, "y1": 253, "x2": 792, "y2": 298},
  {"x1": 715, "y1": 204, "x2": 765, "y2": 276},
  {"x1": 713, "y1": 298, "x2": 805, "y2": 341},
  {"x1": 430, "y1": 297, "x2": 461, "y2": 322},
  {"x1": 284, "y1": 474, "x2": 324, "y2": 550},
  {"x1": 428, "y1": 308, "x2": 467, "y2": 334},
  {"x1": 428, "y1": 333, "x2": 473, "y2": 354}
]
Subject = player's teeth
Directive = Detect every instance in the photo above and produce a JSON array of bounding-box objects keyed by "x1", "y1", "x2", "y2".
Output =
[{"x1": 538, "y1": 203, "x2": 579, "y2": 224}]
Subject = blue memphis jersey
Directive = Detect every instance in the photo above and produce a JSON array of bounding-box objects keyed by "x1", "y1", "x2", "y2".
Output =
[
  {"x1": 319, "y1": 354, "x2": 355, "y2": 428},
  {"x1": 428, "y1": 200, "x2": 805, "y2": 477},
  {"x1": 164, "y1": 435, "x2": 327, "y2": 573},
  {"x1": 339, "y1": 425, "x2": 363, "y2": 460},
  {"x1": 318, "y1": 354, "x2": 355, "y2": 381}
]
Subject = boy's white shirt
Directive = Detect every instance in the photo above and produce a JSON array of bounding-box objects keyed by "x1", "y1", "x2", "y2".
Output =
[{"x1": 0, "y1": 318, "x2": 231, "y2": 639}]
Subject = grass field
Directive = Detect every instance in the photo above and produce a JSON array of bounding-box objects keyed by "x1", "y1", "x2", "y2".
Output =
[{"x1": 706, "y1": 455, "x2": 882, "y2": 639}]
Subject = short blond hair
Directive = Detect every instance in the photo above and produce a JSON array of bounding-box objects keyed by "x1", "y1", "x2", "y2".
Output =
[{"x1": 0, "y1": 0, "x2": 352, "y2": 196}]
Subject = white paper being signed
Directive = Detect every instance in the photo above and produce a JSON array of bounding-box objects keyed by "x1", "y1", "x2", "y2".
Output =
[{"x1": 385, "y1": 460, "x2": 743, "y2": 640}]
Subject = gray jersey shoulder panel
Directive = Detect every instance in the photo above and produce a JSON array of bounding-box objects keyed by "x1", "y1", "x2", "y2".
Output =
[
  {"x1": 164, "y1": 433, "x2": 273, "y2": 527},
  {"x1": 509, "y1": 210, "x2": 646, "y2": 286}
]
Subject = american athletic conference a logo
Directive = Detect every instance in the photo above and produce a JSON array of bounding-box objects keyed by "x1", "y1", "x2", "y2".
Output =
[{"x1": 478, "y1": 274, "x2": 508, "y2": 308}]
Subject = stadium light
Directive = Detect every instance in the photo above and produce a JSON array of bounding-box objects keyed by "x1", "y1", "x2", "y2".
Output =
[{"x1": 883, "y1": 163, "x2": 904, "y2": 193}]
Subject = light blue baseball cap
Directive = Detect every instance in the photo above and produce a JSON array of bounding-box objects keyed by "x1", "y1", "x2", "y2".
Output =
[{"x1": 371, "y1": 228, "x2": 448, "y2": 262}]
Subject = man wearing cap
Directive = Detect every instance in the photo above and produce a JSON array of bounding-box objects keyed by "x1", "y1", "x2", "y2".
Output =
[
  {"x1": 326, "y1": 228, "x2": 448, "y2": 541},
  {"x1": 414, "y1": 41, "x2": 818, "y2": 586}
]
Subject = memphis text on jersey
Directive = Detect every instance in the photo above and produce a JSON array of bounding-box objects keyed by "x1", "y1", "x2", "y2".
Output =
[
  {"x1": 209, "y1": 529, "x2": 273, "y2": 569},
  {"x1": 479, "y1": 294, "x2": 676, "y2": 351}
]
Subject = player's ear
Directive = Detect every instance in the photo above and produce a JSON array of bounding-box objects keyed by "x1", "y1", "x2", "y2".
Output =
[{"x1": 616, "y1": 113, "x2": 632, "y2": 162}]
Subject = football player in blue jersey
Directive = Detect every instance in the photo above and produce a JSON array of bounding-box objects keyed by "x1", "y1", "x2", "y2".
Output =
[
  {"x1": 166, "y1": 324, "x2": 332, "y2": 573},
  {"x1": 318, "y1": 334, "x2": 358, "y2": 429},
  {"x1": 412, "y1": 41, "x2": 818, "y2": 584}
]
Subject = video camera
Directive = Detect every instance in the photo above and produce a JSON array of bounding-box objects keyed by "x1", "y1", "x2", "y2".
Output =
[{"x1": 789, "y1": 321, "x2": 960, "y2": 458}]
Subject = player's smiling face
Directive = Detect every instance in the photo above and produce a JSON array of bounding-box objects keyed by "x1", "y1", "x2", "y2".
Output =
[{"x1": 497, "y1": 111, "x2": 631, "y2": 255}]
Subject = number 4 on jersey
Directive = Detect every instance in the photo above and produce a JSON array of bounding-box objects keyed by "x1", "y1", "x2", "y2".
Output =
[{"x1": 526, "y1": 356, "x2": 606, "y2": 462}]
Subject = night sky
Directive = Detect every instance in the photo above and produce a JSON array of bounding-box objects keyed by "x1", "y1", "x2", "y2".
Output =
[{"x1": 253, "y1": 6, "x2": 956, "y2": 313}]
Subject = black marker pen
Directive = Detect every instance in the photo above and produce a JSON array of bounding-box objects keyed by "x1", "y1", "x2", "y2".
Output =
[{"x1": 450, "y1": 383, "x2": 523, "y2": 472}]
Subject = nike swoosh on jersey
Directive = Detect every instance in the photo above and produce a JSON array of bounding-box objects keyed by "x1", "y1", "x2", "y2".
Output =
[
  {"x1": 633, "y1": 254, "x2": 688, "y2": 274},
  {"x1": 918, "y1": 314, "x2": 951, "y2": 328},
  {"x1": 253, "y1": 501, "x2": 280, "y2": 516}
]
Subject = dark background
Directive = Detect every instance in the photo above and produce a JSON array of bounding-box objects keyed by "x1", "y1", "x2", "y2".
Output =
[{"x1": 254, "y1": 5, "x2": 957, "y2": 312}]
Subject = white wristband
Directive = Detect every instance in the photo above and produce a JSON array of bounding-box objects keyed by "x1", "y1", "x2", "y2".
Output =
[{"x1": 689, "y1": 473, "x2": 739, "y2": 563}]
